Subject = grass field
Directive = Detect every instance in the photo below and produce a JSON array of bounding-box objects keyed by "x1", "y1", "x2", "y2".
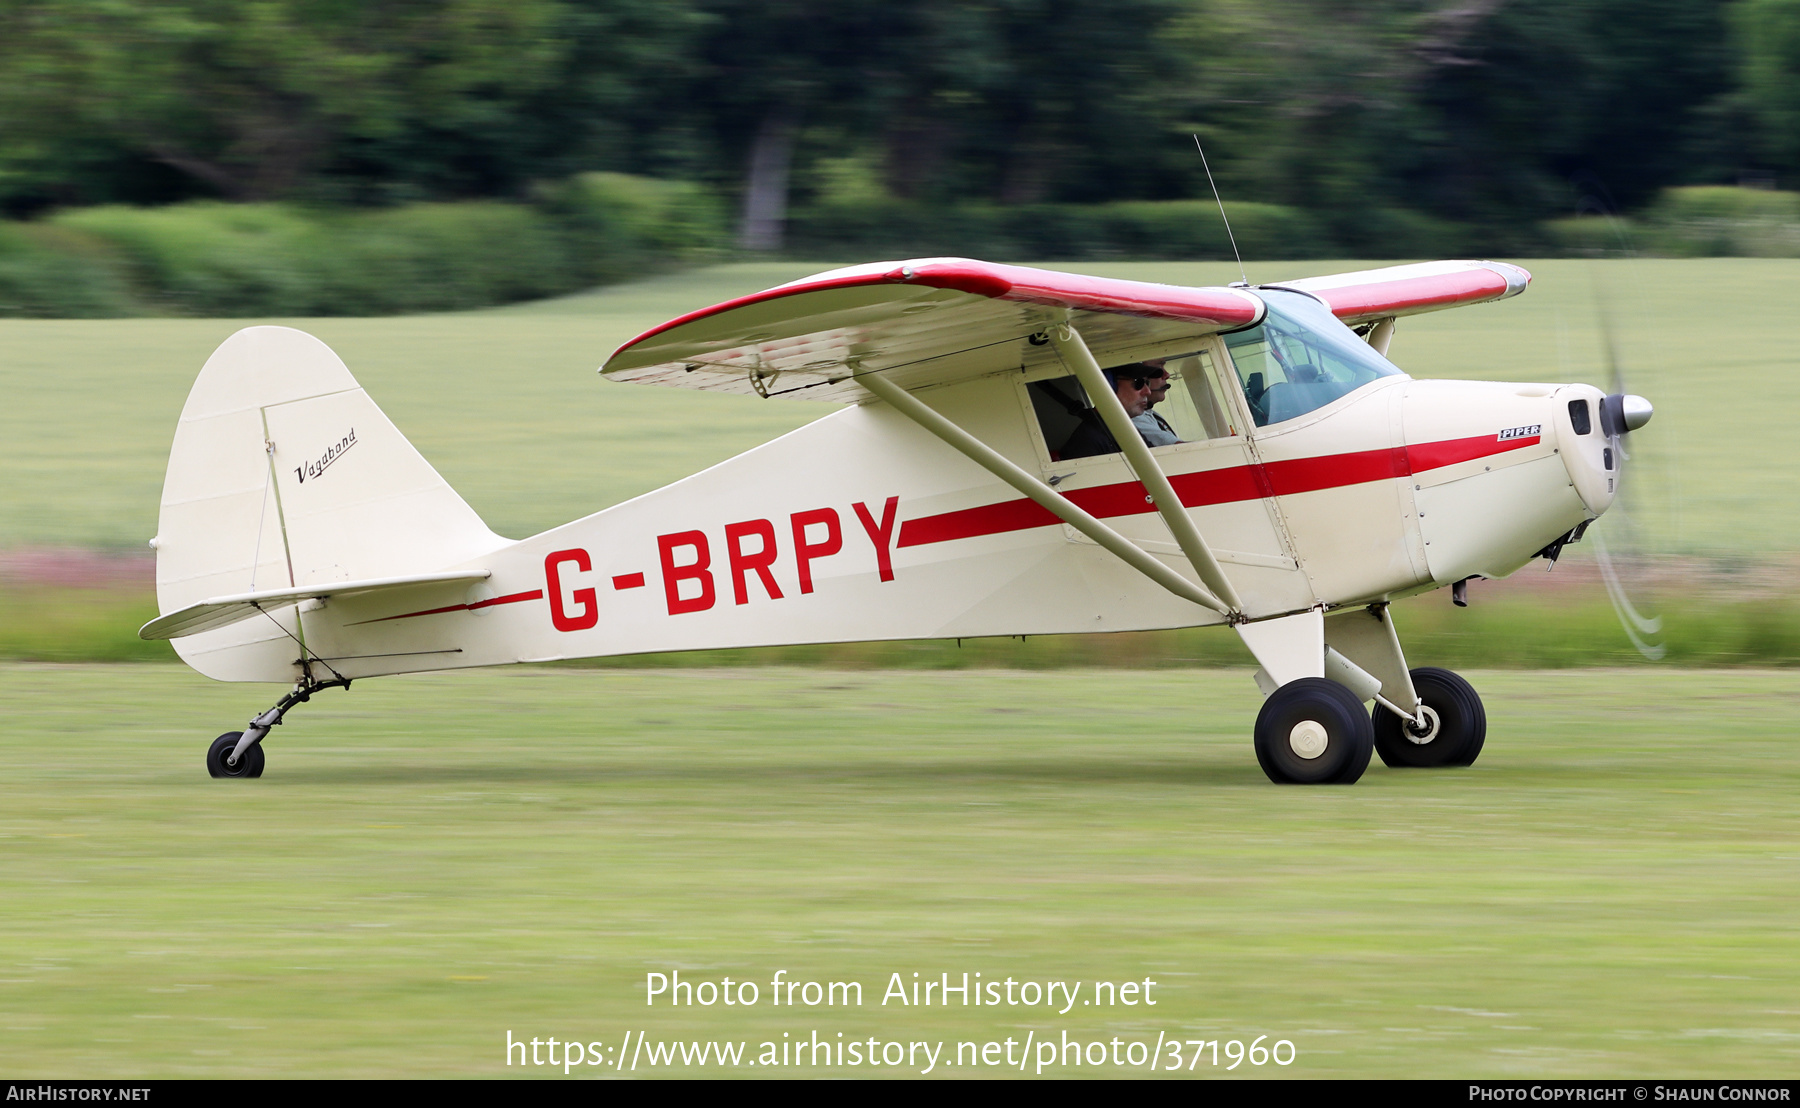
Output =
[
  {"x1": 1, "y1": 256, "x2": 1794, "y2": 553},
  {"x1": 2, "y1": 663, "x2": 1797, "y2": 1078}
]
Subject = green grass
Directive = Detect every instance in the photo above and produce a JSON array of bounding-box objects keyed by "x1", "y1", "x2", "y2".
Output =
[
  {"x1": 1, "y1": 663, "x2": 1797, "y2": 1077},
  {"x1": 20, "y1": 582, "x2": 1800, "y2": 668},
  {"x1": 0, "y1": 588, "x2": 163, "y2": 662}
]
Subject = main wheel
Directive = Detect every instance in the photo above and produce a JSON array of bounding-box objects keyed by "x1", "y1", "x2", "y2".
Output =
[
  {"x1": 206, "y1": 732, "x2": 265, "y2": 779},
  {"x1": 1253, "y1": 678, "x2": 1375, "y2": 785},
  {"x1": 1372, "y1": 667, "x2": 1486, "y2": 768}
]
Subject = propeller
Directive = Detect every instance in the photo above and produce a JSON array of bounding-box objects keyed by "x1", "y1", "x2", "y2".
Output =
[{"x1": 1583, "y1": 255, "x2": 1664, "y2": 660}]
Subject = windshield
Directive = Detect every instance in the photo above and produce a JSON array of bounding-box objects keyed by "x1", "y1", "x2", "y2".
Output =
[{"x1": 1223, "y1": 288, "x2": 1404, "y2": 427}]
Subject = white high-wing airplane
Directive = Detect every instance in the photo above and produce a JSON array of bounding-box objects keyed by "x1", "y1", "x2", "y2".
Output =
[{"x1": 141, "y1": 258, "x2": 1651, "y2": 784}]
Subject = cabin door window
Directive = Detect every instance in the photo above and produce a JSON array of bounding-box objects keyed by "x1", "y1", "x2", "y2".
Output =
[{"x1": 1025, "y1": 348, "x2": 1239, "y2": 461}]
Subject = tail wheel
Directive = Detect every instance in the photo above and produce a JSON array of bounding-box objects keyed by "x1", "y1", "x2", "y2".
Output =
[
  {"x1": 1372, "y1": 667, "x2": 1486, "y2": 768},
  {"x1": 206, "y1": 732, "x2": 265, "y2": 779},
  {"x1": 1253, "y1": 677, "x2": 1375, "y2": 785}
]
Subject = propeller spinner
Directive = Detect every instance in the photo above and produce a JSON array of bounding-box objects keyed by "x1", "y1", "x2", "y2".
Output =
[{"x1": 1599, "y1": 393, "x2": 1653, "y2": 436}]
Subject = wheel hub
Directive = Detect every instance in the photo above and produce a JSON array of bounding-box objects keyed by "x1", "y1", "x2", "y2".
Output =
[
  {"x1": 1404, "y1": 705, "x2": 1442, "y2": 745},
  {"x1": 1288, "y1": 720, "x2": 1329, "y2": 759}
]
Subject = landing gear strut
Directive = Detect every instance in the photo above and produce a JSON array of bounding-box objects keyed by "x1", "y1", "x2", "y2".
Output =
[{"x1": 205, "y1": 674, "x2": 351, "y2": 779}]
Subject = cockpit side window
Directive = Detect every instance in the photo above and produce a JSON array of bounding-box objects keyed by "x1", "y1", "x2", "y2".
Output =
[
  {"x1": 1027, "y1": 349, "x2": 1238, "y2": 460},
  {"x1": 1223, "y1": 288, "x2": 1403, "y2": 427},
  {"x1": 1157, "y1": 350, "x2": 1238, "y2": 441},
  {"x1": 1028, "y1": 376, "x2": 1095, "y2": 459}
]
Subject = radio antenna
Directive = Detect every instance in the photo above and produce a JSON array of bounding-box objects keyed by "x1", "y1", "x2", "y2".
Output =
[{"x1": 1193, "y1": 133, "x2": 1247, "y2": 286}]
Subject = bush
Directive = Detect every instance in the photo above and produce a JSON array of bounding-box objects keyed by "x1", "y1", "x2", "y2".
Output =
[
  {"x1": 1543, "y1": 214, "x2": 1636, "y2": 255},
  {"x1": 1335, "y1": 207, "x2": 1500, "y2": 258},
  {"x1": 781, "y1": 197, "x2": 1518, "y2": 261},
  {"x1": 786, "y1": 197, "x2": 1344, "y2": 260},
  {"x1": 0, "y1": 174, "x2": 733, "y2": 318},
  {"x1": 0, "y1": 222, "x2": 140, "y2": 317},
  {"x1": 310, "y1": 202, "x2": 579, "y2": 315},
  {"x1": 1644, "y1": 186, "x2": 1800, "y2": 257},
  {"x1": 1548, "y1": 186, "x2": 1800, "y2": 258},
  {"x1": 52, "y1": 199, "x2": 586, "y2": 316},
  {"x1": 535, "y1": 172, "x2": 727, "y2": 283},
  {"x1": 54, "y1": 202, "x2": 327, "y2": 316},
  {"x1": 1652, "y1": 185, "x2": 1800, "y2": 223},
  {"x1": 1032, "y1": 199, "x2": 1334, "y2": 259}
]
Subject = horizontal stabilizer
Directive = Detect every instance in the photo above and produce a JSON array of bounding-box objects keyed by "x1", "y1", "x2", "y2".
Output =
[{"x1": 139, "y1": 570, "x2": 491, "y2": 641}]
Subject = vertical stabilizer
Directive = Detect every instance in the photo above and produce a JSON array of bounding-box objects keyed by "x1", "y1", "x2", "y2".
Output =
[{"x1": 154, "y1": 326, "x2": 509, "y2": 680}]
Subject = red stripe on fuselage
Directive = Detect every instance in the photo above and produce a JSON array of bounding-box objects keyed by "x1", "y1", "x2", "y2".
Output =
[
  {"x1": 1405, "y1": 433, "x2": 1534, "y2": 473},
  {"x1": 350, "y1": 588, "x2": 545, "y2": 625},
  {"x1": 895, "y1": 433, "x2": 1537, "y2": 549}
]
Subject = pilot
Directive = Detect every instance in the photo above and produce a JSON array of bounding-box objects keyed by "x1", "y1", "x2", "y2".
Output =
[
  {"x1": 1132, "y1": 360, "x2": 1181, "y2": 446},
  {"x1": 1061, "y1": 366, "x2": 1158, "y2": 459}
]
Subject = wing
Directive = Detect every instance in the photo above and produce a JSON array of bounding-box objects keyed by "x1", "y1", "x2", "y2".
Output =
[
  {"x1": 1281, "y1": 260, "x2": 1531, "y2": 326},
  {"x1": 601, "y1": 258, "x2": 1265, "y2": 403}
]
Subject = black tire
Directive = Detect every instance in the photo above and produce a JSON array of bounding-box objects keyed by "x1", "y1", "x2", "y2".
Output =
[
  {"x1": 1372, "y1": 667, "x2": 1486, "y2": 768},
  {"x1": 206, "y1": 731, "x2": 265, "y2": 779},
  {"x1": 1253, "y1": 677, "x2": 1375, "y2": 785}
]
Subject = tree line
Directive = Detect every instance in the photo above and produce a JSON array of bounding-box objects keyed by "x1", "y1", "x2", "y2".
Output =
[{"x1": 2, "y1": 0, "x2": 1796, "y2": 250}]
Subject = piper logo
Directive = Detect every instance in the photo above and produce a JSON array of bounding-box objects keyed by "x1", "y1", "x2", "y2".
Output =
[
  {"x1": 1497, "y1": 424, "x2": 1541, "y2": 441},
  {"x1": 295, "y1": 428, "x2": 357, "y2": 483}
]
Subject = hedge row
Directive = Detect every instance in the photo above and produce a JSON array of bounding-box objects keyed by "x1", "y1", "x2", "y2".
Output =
[
  {"x1": 800, "y1": 188, "x2": 1800, "y2": 264},
  {"x1": 10, "y1": 183, "x2": 1800, "y2": 319},
  {"x1": 0, "y1": 221, "x2": 142, "y2": 317},
  {"x1": 0, "y1": 173, "x2": 725, "y2": 318},
  {"x1": 0, "y1": 189, "x2": 1509, "y2": 320},
  {"x1": 784, "y1": 198, "x2": 1484, "y2": 261},
  {"x1": 1546, "y1": 186, "x2": 1800, "y2": 258}
]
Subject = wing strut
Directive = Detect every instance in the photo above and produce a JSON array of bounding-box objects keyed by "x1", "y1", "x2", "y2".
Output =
[
  {"x1": 1047, "y1": 322, "x2": 1246, "y2": 616},
  {"x1": 856, "y1": 371, "x2": 1231, "y2": 617}
]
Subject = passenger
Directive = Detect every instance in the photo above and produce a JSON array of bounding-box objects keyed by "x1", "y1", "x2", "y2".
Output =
[
  {"x1": 1131, "y1": 360, "x2": 1181, "y2": 446},
  {"x1": 1061, "y1": 366, "x2": 1156, "y2": 459}
]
